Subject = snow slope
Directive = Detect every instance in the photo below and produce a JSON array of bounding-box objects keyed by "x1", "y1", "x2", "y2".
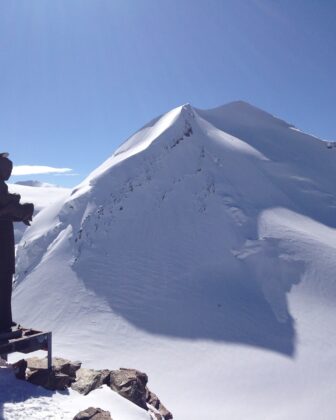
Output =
[{"x1": 10, "y1": 101, "x2": 336, "y2": 419}]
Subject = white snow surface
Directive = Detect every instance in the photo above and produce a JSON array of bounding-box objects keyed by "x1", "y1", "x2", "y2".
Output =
[{"x1": 6, "y1": 101, "x2": 336, "y2": 419}]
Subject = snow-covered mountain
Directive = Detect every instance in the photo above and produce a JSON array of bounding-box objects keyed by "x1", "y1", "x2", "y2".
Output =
[{"x1": 12, "y1": 101, "x2": 336, "y2": 420}]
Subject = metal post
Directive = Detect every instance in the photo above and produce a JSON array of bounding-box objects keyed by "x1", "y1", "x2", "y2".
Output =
[
  {"x1": 0, "y1": 353, "x2": 7, "y2": 362},
  {"x1": 47, "y1": 332, "x2": 52, "y2": 371}
]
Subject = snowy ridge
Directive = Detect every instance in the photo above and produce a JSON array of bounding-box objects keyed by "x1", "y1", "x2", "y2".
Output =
[
  {"x1": 11, "y1": 101, "x2": 336, "y2": 420},
  {"x1": 71, "y1": 104, "x2": 196, "y2": 197}
]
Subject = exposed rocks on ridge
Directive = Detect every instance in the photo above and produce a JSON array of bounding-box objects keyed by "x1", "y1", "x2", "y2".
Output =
[{"x1": 12, "y1": 356, "x2": 173, "y2": 419}]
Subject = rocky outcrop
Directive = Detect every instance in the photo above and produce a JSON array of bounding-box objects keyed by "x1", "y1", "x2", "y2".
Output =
[
  {"x1": 108, "y1": 368, "x2": 172, "y2": 420},
  {"x1": 71, "y1": 368, "x2": 110, "y2": 395},
  {"x1": 27, "y1": 368, "x2": 71, "y2": 390},
  {"x1": 12, "y1": 357, "x2": 173, "y2": 418},
  {"x1": 146, "y1": 390, "x2": 173, "y2": 420},
  {"x1": 109, "y1": 368, "x2": 148, "y2": 410},
  {"x1": 12, "y1": 358, "x2": 27, "y2": 380},
  {"x1": 13, "y1": 357, "x2": 81, "y2": 391},
  {"x1": 27, "y1": 357, "x2": 81, "y2": 378},
  {"x1": 73, "y1": 407, "x2": 113, "y2": 420}
]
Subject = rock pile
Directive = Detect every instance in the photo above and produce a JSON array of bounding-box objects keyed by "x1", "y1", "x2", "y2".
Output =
[{"x1": 12, "y1": 357, "x2": 173, "y2": 420}]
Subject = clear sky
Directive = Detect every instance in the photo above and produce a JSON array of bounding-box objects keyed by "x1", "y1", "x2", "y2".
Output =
[{"x1": 1, "y1": 0, "x2": 335, "y2": 187}]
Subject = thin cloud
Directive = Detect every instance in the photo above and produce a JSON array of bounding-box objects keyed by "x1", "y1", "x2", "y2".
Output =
[{"x1": 12, "y1": 165, "x2": 73, "y2": 176}]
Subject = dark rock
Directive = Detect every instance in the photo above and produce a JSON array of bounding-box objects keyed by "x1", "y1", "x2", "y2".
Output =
[
  {"x1": 24, "y1": 357, "x2": 81, "y2": 391},
  {"x1": 27, "y1": 368, "x2": 72, "y2": 390},
  {"x1": 26, "y1": 357, "x2": 48, "y2": 370},
  {"x1": 109, "y1": 368, "x2": 148, "y2": 410},
  {"x1": 12, "y1": 358, "x2": 27, "y2": 380},
  {"x1": 26, "y1": 356, "x2": 81, "y2": 379},
  {"x1": 147, "y1": 390, "x2": 173, "y2": 420},
  {"x1": 108, "y1": 368, "x2": 173, "y2": 418},
  {"x1": 99, "y1": 369, "x2": 111, "y2": 386},
  {"x1": 54, "y1": 357, "x2": 81, "y2": 378},
  {"x1": 73, "y1": 407, "x2": 113, "y2": 420},
  {"x1": 71, "y1": 368, "x2": 109, "y2": 395},
  {"x1": 147, "y1": 390, "x2": 161, "y2": 409},
  {"x1": 149, "y1": 412, "x2": 162, "y2": 420}
]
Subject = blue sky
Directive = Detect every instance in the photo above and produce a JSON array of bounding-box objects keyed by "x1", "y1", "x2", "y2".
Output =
[{"x1": 1, "y1": 0, "x2": 335, "y2": 187}]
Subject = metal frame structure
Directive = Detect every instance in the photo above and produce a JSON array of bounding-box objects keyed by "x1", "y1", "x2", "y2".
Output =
[{"x1": 0, "y1": 329, "x2": 52, "y2": 370}]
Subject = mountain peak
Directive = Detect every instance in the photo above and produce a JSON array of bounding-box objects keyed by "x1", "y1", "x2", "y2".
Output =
[
  {"x1": 12, "y1": 99, "x2": 336, "y2": 420},
  {"x1": 198, "y1": 100, "x2": 294, "y2": 130}
]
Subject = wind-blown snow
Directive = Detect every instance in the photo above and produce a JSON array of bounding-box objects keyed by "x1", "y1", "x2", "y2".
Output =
[{"x1": 8, "y1": 101, "x2": 336, "y2": 419}]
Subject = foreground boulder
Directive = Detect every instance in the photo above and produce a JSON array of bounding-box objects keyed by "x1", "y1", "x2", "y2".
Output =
[
  {"x1": 73, "y1": 407, "x2": 113, "y2": 420},
  {"x1": 71, "y1": 368, "x2": 110, "y2": 395},
  {"x1": 26, "y1": 356, "x2": 81, "y2": 377},
  {"x1": 109, "y1": 368, "x2": 172, "y2": 419},
  {"x1": 27, "y1": 368, "x2": 72, "y2": 390},
  {"x1": 12, "y1": 358, "x2": 27, "y2": 380},
  {"x1": 146, "y1": 390, "x2": 173, "y2": 420},
  {"x1": 13, "y1": 357, "x2": 82, "y2": 391},
  {"x1": 109, "y1": 368, "x2": 148, "y2": 410}
]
